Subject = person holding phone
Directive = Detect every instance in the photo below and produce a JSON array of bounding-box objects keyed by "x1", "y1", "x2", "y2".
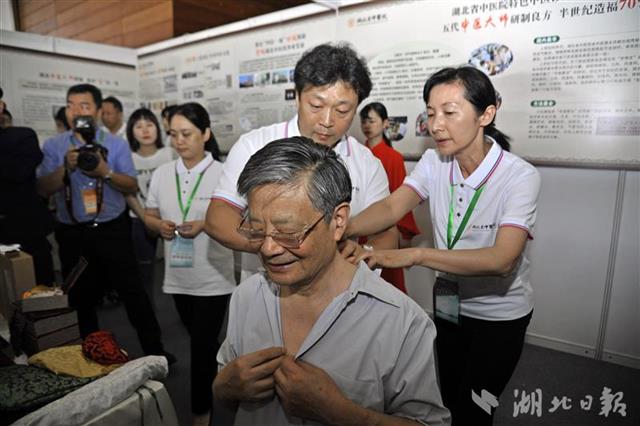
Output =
[
  {"x1": 144, "y1": 103, "x2": 235, "y2": 426},
  {"x1": 346, "y1": 66, "x2": 541, "y2": 425}
]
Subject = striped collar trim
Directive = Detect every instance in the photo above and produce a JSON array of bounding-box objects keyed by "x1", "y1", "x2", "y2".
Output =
[{"x1": 449, "y1": 136, "x2": 503, "y2": 189}]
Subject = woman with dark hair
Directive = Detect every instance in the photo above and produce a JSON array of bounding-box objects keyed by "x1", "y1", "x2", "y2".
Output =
[
  {"x1": 165, "y1": 102, "x2": 221, "y2": 161},
  {"x1": 125, "y1": 107, "x2": 174, "y2": 308},
  {"x1": 348, "y1": 66, "x2": 540, "y2": 425},
  {"x1": 359, "y1": 102, "x2": 420, "y2": 293},
  {"x1": 54, "y1": 107, "x2": 70, "y2": 133},
  {"x1": 144, "y1": 102, "x2": 234, "y2": 426}
]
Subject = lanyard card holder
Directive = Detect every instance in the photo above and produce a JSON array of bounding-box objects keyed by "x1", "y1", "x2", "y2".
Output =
[
  {"x1": 434, "y1": 276, "x2": 460, "y2": 325},
  {"x1": 169, "y1": 235, "x2": 195, "y2": 267}
]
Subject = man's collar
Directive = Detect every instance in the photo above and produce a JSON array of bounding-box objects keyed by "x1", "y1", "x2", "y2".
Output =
[
  {"x1": 287, "y1": 115, "x2": 301, "y2": 138},
  {"x1": 101, "y1": 123, "x2": 124, "y2": 135},
  {"x1": 451, "y1": 136, "x2": 503, "y2": 189},
  {"x1": 263, "y1": 262, "x2": 401, "y2": 308},
  {"x1": 344, "y1": 262, "x2": 402, "y2": 308},
  {"x1": 176, "y1": 152, "x2": 213, "y2": 174}
]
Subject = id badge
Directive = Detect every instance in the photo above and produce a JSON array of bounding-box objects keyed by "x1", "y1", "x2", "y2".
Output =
[
  {"x1": 169, "y1": 235, "x2": 194, "y2": 267},
  {"x1": 81, "y1": 188, "x2": 98, "y2": 215},
  {"x1": 434, "y1": 276, "x2": 460, "y2": 325}
]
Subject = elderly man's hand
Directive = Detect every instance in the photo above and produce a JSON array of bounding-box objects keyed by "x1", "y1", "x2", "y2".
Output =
[
  {"x1": 274, "y1": 356, "x2": 348, "y2": 423},
  {"x1": 215, "y1": 347, "x2": 285, "y2": 403},
  {"x1": 338, "y1": 239, "x2": 369, "y2": 265}
]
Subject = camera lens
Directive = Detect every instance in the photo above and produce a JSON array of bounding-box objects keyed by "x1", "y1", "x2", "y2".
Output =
[{"x1": 77, "y1": 149, "x2": 99, "y2": 172}]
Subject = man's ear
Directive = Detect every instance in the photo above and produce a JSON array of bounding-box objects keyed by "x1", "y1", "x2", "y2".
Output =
[{"x1": 332, "y1": 202, "x2": 351, "y2": 241}]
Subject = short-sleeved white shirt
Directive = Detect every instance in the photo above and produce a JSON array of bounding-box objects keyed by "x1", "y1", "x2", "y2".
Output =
[
  {"x1": 404, "y1": 138, "x2": 541, "y2": 320},
  {"x1": 212, "y1": 115, "x2": 390, "y2": 279},
  {"x1": 101, "y1": 123, "x2": 126, "y2": 140},
  {"x1": 130, "y1": 146, "x2": 175, "y2": 218},
  {"x1": 147, "y1": 153, "x2": 236, "y2": 296}
]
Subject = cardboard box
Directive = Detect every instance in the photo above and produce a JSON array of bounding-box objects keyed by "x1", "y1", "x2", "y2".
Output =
[
  {"x1": 15, "y1": 256, "x2": 87, "y2": 314},
  {"x1": 20, "y1": 293, "x2": 69, "y2": 313},
  {"x1": 25, "y1": 308, "x2": 78, "y2": 336},
  {"x1": 0, "y1": 251, "x2": 36, "y2": 319},
  {"x1": 23, "y1": 324, "x2": 81, "y2": 355}
]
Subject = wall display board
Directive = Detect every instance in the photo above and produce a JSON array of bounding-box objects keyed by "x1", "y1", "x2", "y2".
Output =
[
  {"x1": 339, "y1": 0, "x2": 640, "y2": 168},
  {"x1": 137, "y1": 1, "x2": 638, "y2": 168},
  {"x1": 0, "y1": 46, "x2": 137, "y2": 143},
  {"x1": 138, "y1": 15, "x2": 335, "y2": 152}
]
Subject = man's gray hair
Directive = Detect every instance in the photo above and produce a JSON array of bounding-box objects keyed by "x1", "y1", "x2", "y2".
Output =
[{"x1": 237, "y1": 137, "x2": 352, "y2": 221}]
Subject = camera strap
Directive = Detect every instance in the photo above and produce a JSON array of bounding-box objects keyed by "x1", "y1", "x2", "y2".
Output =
[
  {"x1": 63, "y1": 170, "x2": 105, "y2": 226},
  {"x1": 64, "y1": 130, "x2": 106, "y2": 226}
]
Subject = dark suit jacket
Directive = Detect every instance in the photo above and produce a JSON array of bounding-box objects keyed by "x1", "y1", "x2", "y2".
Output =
[{"x1": 0, "y1": 126, "x2": 54, "y2": 241}]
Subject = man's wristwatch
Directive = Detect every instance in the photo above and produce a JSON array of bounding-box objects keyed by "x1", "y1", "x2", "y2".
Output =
[{"x1": 104, "y1": 169, "x2": 114, "y2": 182}]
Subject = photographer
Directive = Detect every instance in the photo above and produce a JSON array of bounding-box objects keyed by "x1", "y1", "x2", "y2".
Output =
[{"x1": 37, "y1": 84, "x2": 173, "y2": 362}]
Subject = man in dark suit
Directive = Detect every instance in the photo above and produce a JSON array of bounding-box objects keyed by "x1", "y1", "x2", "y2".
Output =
[{"x1": 0, "y1": 88, "x2": 55, "y2": 285}]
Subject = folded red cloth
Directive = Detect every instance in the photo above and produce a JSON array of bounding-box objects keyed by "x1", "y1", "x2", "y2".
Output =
[{"x1": 81, "y1": 331, "x2": 129, "y2": 365}]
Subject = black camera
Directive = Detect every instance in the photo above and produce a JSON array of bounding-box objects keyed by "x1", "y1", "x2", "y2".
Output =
[{"x1": 73, "y1": 116, "x2": 108, "y2": 172}]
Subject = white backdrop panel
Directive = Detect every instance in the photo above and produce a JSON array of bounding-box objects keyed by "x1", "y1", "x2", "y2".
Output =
[
  {"x1": 526, "y1": 167, "x2": 619, "y2": 353},
  {"x1": 603, "y1": 170, "x2": 640, "y2": 366},
  {"x1": 137, "y1": 13, "x2": 336, "y2": 152},
  {"x1": 0, "y1": 47, "x2": 137, "y2": 143},
  {"x1": 338, "y1": 0, "x2": 640, "y2": 167}
]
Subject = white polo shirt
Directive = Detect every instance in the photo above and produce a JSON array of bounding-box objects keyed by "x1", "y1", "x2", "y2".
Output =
[
  {"x1": 213, "y1": 115, "x2": 390, "y2": 279},
  {"x1": 147, "y1": 153, "x2": 236, "y2": 296},
  {"x1": 404, "y1": 138, "x2": 541, "y2": 320},
  {"x1": 101, "y1": 123, "x2": 126, "y2": 140},
  {"x1": 130, "y1": 146, "x2": 175, "y2": 218}
]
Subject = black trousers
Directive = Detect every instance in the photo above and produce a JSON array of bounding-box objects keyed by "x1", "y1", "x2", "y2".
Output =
[
  {"x1": 435, "y1": 310, "x2": 532, "y2": 425},
  {"x1": 55, "y1": 214, "x2": 164, "y2": 355},
  {"x1": 173, "y1": 293, "x2": 230, "y2": 415}
]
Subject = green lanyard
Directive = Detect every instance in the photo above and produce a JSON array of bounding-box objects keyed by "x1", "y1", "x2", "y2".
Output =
[
  {"x1": 175, "y1": 169, "x2": 206, "y2": 222},
  {"x1": 447, "y1": 184, "x2": 485, "y2": 249}
]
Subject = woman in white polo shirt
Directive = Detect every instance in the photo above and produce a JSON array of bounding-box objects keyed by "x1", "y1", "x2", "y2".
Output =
[
  {"x1": 144, "y1": 103, "x2": 235, "y2": 426},
  {"x1": 125, "y1": 108, "x2": 175, "y2": 309},
  {"x1": 347, "y1": 66, "x2": 540, "y2": 425}
]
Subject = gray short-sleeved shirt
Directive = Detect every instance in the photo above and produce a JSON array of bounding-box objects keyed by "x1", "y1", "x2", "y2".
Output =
[{"x1": 217, "y1": 262, "x2": 451, "y2": 426}]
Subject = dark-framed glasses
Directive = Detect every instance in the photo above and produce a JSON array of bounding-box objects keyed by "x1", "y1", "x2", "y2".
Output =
[{"x1": 237, "y1": 213, "x2": 325, "y2": 249}]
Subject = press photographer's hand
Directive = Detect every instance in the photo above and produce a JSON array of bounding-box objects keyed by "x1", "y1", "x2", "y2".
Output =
[
  {"x1": 64, "y1": 146, "x2": 79, "y2": 171},
  {"x1": 83, "y1": 151, "x2": 109, "y2": 178}
]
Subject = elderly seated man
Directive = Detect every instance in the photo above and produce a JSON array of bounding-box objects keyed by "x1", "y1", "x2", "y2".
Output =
[{"x1": 214, "y1": 137, "x2": 450, "y2": 426}]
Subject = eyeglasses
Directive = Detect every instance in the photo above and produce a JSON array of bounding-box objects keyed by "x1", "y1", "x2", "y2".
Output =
[{"x1": 237, "y1": 213, "x2": 325, "y2": 249}]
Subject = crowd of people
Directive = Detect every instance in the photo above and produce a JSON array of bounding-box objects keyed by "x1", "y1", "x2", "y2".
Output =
[{"x1": 0, "y1": 41, "x2": 541, "y2": 426}]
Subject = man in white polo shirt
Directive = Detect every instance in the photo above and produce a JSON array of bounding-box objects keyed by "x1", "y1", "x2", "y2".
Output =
[{"x1": 205, "y1": 43, "x2": 397, "y2": 280}]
